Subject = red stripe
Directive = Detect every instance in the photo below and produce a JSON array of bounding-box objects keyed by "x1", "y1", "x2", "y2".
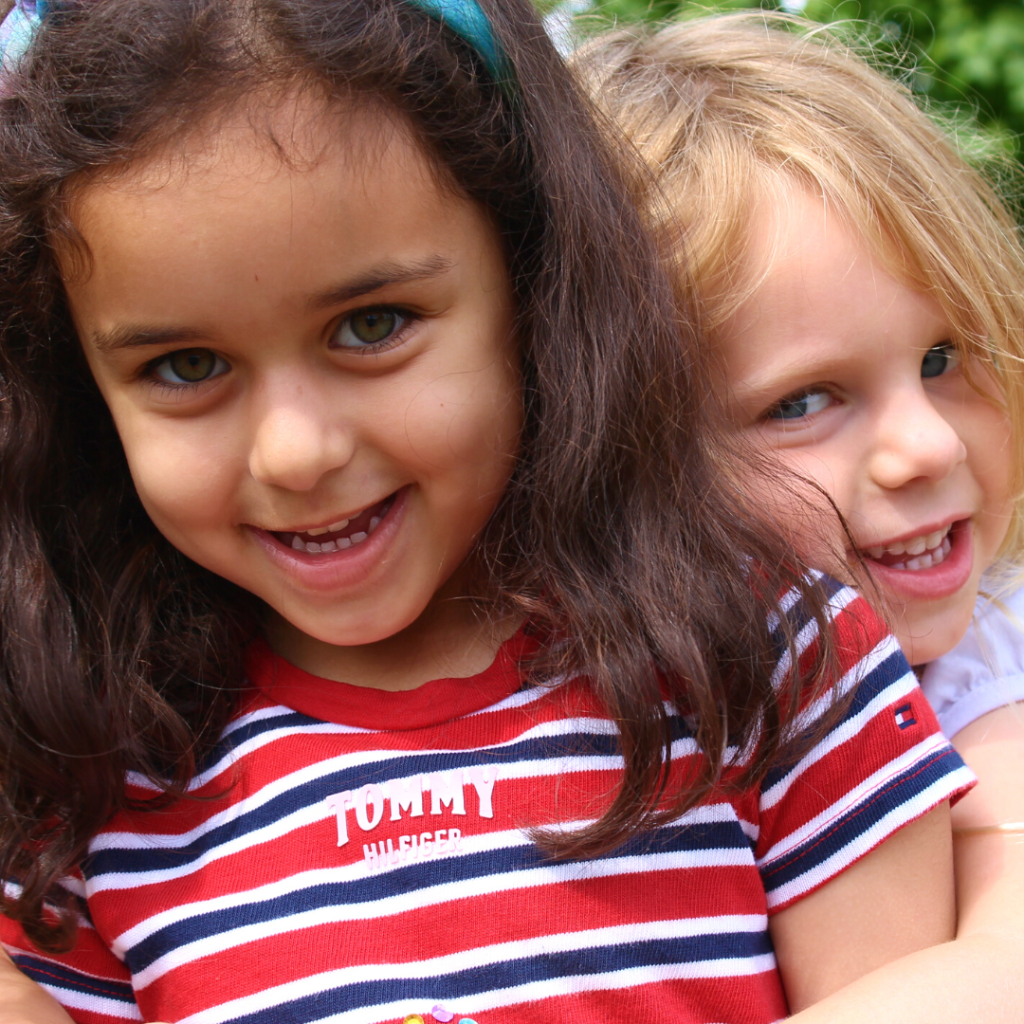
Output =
[
  {"x1": 137, "y1": 969, "x2": 787, "y2": 1024},
  {"x1": 134, "y1": 866, "x2": 769, "y2": 1004}
]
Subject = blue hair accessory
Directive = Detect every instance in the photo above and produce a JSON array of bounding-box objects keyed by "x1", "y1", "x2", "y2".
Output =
[
  {"x1": 0, "y1": 0, "x2": 47, "y2": 80},
  {"x1": 405, "y1": 0, "x2": 508, "y2": 81},
  {"x1": 0, "y1": 0, "x2": 509, "y2": 87}
]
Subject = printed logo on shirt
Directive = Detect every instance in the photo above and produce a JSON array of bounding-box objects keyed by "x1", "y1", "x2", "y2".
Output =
[
  {"x1": 325, "y1": 766, "x2": 497, "y2": 871},
  {"x1": 894, "y1": 702, "x2": 917, "y2": 730}
]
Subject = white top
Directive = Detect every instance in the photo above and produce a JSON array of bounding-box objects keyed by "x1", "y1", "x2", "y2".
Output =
[{"x1": 920, "y1": 582, "x2": 1024, "y2": 738}]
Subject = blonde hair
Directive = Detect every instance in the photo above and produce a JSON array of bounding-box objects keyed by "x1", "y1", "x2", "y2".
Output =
[{"x1": 574, "y1": 12, "x2": 1024, "y2": 570}]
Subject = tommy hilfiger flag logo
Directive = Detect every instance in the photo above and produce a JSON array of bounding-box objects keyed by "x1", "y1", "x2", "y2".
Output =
[{"x1": 894, "y1": 703, "x2": 916, "y2": 730}]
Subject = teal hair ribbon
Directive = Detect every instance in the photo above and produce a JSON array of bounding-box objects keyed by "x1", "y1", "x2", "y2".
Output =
[
  {"x1": 0, "y1": 0, "x2": 510, "y2": 86},
  {"x1": 405, "y1": 0, "x2": 509, "y2": 82},
  {"x1": 0, "y1": 0, "x2": 48, "y2": 80}
]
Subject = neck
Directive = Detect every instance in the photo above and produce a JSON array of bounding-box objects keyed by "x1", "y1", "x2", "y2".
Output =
[{"x1": 264, "y1": 582, "x2": 522, "y2": 692}]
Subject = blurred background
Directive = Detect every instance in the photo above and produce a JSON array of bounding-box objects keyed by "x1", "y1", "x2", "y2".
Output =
[{"x1": 542, "y1": 0, "x2": 1024, "y2": 162}]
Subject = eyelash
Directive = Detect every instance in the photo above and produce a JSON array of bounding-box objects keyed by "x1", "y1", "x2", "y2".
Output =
[
  {"x1": 140, "y1": 350, "x2": 230, "y2": 395},
  {"x1": 329, "y1": 306, "x2": 419, "y2": 354},
  {"x1": 762, "y1": 386, "x2": 836, "y2": 423},
  {"x1": 138, "y1": 306, "x2": 421, "y2": 393}
]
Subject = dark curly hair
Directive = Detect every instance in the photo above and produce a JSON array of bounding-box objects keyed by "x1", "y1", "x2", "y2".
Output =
[{"x1": 0, "y1": 0, "x2": 841, "y2": 950}]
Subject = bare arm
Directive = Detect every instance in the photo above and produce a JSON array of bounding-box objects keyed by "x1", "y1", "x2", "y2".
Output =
[
  {"x1": 785, "y1": 703, "x2": 1024, "y2": 1022},
  {"x1": 770, "y1": 802, "x2": 956, "y2": 1012},
  {"x1": 0, "y1": 948, "x2": 75, "y2": 1024}
]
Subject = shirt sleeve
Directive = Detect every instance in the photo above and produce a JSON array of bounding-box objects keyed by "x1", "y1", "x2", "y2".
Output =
[
  {"x1": 1, "y1": 880, "x2": 140, "y2": 1024},
  {"x1": 755, "y1": 579, "x2": 976, "y2": 913},
  {"x1": 920, "y1": 583, "x2": 1024, "y2": 738}
]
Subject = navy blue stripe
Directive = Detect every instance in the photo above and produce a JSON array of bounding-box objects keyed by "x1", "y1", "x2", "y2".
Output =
[
  {"x1": 5, "y1": 877, "x2": 95, "y2": 929},
  {"x1": 11, "y1": 953, "x2": 137, "y2": 1003},
  {"x1": 761, "y1": 746, "x2": 967, "y2": 893},
  {"x1": 767, "y1": 576, "x2": 846, "y2": 660},
  {"x1": 760, "y1": 645, "x2": 911, "y2": 793},
  {"x1": 222, "y1": 929, "x2": 774, "y2": 1024},
  {"x1": 202, "y1": 677, "x2": 527, "y2": 773},
  {"x1": 124, "y1": 819, "x2": 751, "y2": 974},
  {"x1": 89, "y1": 718, "x2": 692, "y2": 880},
  {"x1": 89, "y1": 739, "x2": 608, "y2": 878},
  {"x1": 195, "y1": 709, "x2": 323, "y2": 773}
]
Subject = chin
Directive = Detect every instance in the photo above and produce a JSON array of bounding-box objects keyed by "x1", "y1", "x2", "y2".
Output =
[
  {"x1": 283, "y1": 606, "x2": 419, "y2": 648},
  {"x1": 896, "y1": 604, "x2": 976, "y2": 667}
]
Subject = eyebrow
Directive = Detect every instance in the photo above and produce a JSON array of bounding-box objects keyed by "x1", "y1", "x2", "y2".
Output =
[
  {"x1": 93, "y1": 325, "x2": 213, "y2": 353},
  {"x1": 305, "y1": 254, "x2": 455, "y2": 312},
  {"x1": 91, "y1": 254, "x2": 457, "y2": 352},
  {"x1": 737, "y1": 354, "x2": 849, "y2": 398}
]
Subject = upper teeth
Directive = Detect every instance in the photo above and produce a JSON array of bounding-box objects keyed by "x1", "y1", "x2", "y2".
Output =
[
  {"x1": 865, "y1": 527, "x2": 949, "y2": 560},
  {"x1": 286, "y1": 503, "x2": 387, "y2": 555},
  {"x1": 306, "y1": 519, "x2": 350, "y2": 537}
]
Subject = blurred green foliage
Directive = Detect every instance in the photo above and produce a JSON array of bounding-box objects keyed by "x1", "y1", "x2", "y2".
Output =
[{"x1": 566, "y1": 0, "x2": 1024, "y2": 158}]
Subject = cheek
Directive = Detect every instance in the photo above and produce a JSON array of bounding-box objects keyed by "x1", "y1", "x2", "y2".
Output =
[
  {"x1": 964, "y1": 403, "x2": 1016, "y2": 551},
  {"x1": 974, "y1": 409, "x2": 1014, "y2": 499},
  {"x1": 114, "y1": 412, "x2": 240, "y2": 537},
  {"x1": 401, "y1": 361, "x2": 521, "y2": 493},
  {"x1": 740, "y1": 444, "x2": 851, "y2": 567},
  {"x1": 952, "y1": 370, "x2": 1014, "y2": 492}
]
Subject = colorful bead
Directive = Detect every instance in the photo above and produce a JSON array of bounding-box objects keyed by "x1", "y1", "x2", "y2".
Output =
[
  {"x1": 431, "y1": 1006, "x2": 455, "y2": 1023},
  {"x1": 403, "y1": 1016, "x2": 425, "y2": 1024},
  {"x1": 458, "y1": 1019, "x2": 479, "y2": 1023}
]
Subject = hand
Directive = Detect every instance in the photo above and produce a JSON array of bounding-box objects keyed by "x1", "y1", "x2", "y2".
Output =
[{"x1": 0, "y1": 948, "x2": 76, "y2": 1024}]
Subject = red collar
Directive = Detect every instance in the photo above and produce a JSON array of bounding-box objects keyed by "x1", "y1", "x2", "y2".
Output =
[{"x1": 245, "y1": 628, "x2": 537, "y2": 731}]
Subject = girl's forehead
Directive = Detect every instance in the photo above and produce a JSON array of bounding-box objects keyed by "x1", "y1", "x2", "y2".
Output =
[
  {"x1": 70, "y1": 88, "x2": 428, "y2": 212},
  {"x1": 736, "y1": 177, "x2": 925, "y2": 307},
  {"x1": 60, "y1": 91, "x2": 453, "y2": 292},
  {"x1": 58, "y1": 92, "x2": 501, "y2": 342}
]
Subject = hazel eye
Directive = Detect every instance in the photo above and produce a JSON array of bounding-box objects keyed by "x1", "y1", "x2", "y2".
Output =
[
  {"x1": 332, "y1": 308, "x2": 407, "y2": 350},
  {"x1": 921, "y1": 343, "x2": 958, "y2": 379},
  {"x1": 153, "y1": 349, "x2": 228, "y2": 385},
  {"x1": 765, "y1": 389, "x2": 832, "y2": 421}
]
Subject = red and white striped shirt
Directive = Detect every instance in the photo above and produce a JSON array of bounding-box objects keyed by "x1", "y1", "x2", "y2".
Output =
[{"x1": 3, "y1": 581, "x2": 973, "y2": 1024}]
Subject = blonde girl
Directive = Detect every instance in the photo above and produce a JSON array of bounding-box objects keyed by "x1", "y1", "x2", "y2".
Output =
[{"x1": 576, "y1": 13, "x2": 1024, "y2": 1022}]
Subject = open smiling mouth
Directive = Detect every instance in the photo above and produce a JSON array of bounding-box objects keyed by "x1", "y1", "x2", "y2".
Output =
[
  {"x1": 273, "y1": 493, "x2": 397, "y2": 554},
  {"x1": 859, "y1": 523, "x2": 955, "y2": 572}
]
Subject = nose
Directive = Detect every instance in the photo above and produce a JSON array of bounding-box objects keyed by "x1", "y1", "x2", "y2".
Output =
[
  {"x1": 248, "y1": 377, "x2": 355, "y2": 492},
  {"x1": 867, "y1": 388, "x2": 967, "y2": 491}
]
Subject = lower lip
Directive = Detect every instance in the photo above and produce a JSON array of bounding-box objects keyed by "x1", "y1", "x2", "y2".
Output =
[
  {"x1": 247, "y1": 487, "x2": 408, "y2": 594},
  {"x1": 859, "y1": 520, "x2": 974, "y2": 603}
]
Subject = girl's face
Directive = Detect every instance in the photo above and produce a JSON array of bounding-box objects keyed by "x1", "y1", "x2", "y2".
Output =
[
  {"x1": 718, "y1": 187, "x2": 1013, "y2": 665},
  {"x1": 63, "y1": 96, "x2": 521, "y2": 652}
]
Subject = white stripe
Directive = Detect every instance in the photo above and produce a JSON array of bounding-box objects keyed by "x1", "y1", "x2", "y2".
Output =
[
  {"x1": 222, "y1": 703, "x2": 318, "y2": 735},
  {"x1": 760, "y1": 647, "x2": 918, "y2": 813},
  {"x1": 113, "y1": 800, "x2": 745, "y2": 953},
  {"x1": 97, "y1": 713, "x2": 636, "y2": 854},
  {"x1": 759, "y1": 730, "x2": 955, "y2": 866},
  {"x1": 765, "y1": 768, "x2": 975, "y2": 908},
  {"x1": 56, "y1": 875, "x2": 88, "y2": 899},
  {"x1": 89, "y1": 735, "x2": 699, "y2": 894},
  {"x1": 2, "y1": 890, "x2": 98, "y2": 935},
  {"x1": 197, "y1": 960, "x2": 779, "y2": 1024},
  {"x1": 734, "y1": 585, "x2": 862, "y2": 771},
  {"x1": 178, "y1": 925, "x2": 775, "y2": 1024},
  {"x1": 767, "y1": 576, "x2": 828, "y2": 631},
  {"x1": 39, "y1": 984, "x2": 142, "y2": 1021},
  {"x1": 767, "y1": 583, "x2": 858, "y2": 690},
  {"x1": 128, "y1": 844, "x2": 754, "y2": 989},
  {"x1": 372, "y1": 958, "x2": 778, "y2": 1024},
  {"x1": 462, "y1": 677, "x2": 564, "y2": 716},
  {"x1": 128, "y1": 681, "x2": 562, "y2": 795},
  {"x1": 126, "y1": 718, "x2": 376, "y2": 795},
  {"x1": 767, "y1": 617, "x2": 816, "y2": 693},
  {"x1": 784, "y1": 633, "x2": 906, "y2": 744}
]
